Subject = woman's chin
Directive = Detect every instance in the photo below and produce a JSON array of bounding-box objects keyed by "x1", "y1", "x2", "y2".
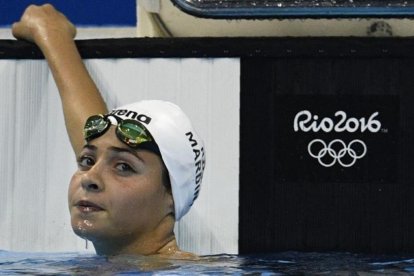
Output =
[{"x1": 71, "y1": 217, "x2": 100, "y2": 240}]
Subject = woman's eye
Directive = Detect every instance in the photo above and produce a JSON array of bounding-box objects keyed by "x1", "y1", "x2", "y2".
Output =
[
  {"x1": 115, "y1": 163, "x2": 135, "y2": 173},
  {"x1": 78, "y1": 156, "x2": 95, "y2": 169}
]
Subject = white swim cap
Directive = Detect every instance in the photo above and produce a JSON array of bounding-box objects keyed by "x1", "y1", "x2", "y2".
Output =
[{"x1": 109, "y1": 100, "x2": 205, "y2": 220}]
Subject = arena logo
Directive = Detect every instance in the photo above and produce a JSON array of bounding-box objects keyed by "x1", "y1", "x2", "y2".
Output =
[
  {"x1": 293, "y1": 110, "x2": 382, "y2": 168},
  {"x1": 110, "y1": 109, "x2": 152, "y2": 124}
]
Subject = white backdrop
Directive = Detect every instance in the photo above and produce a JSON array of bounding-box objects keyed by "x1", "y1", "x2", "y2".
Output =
[{"x1": 0, "y1": 58, "x2": 240, "y2": 255}]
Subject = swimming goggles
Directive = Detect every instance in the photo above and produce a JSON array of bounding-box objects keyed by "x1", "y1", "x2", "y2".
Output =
[{"x1": 83, "y1": 114, "x2": 161, "y2": 155}]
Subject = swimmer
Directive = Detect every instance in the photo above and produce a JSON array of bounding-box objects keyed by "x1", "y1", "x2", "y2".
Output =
[{"x1": 12, "y1": 4, "x2": 205, "y2": 259}]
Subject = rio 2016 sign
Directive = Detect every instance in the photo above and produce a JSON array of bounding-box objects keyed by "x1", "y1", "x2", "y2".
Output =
[
  {"x1": 293, "y1": 110, "x2": 382, "y2": 168},
  {"x1": 293, "y1": 110, "x2": 381, "y2": 133}
]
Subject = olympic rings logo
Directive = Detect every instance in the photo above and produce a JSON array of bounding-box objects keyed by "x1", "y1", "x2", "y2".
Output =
[{"x1": 307, "y1": 139, "x2": 367, "y2": 168}]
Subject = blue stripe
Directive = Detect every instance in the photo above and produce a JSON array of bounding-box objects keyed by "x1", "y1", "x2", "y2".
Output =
[{"x1": 0, "y1": 0, "x2": 136, "y2": 26}]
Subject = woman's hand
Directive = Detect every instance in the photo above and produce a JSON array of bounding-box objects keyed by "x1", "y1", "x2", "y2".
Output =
[
  {"x1": 12, "y1": 4, "x2": 76, "y2": 48},
  {"x1": 12, "y1": 4, "x2": 107, "y2": 156}
]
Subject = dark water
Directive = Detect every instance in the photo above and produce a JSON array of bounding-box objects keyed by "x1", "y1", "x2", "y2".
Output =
[{"x1": 1, "y1": 250, "x2": 414, "y2": 275}]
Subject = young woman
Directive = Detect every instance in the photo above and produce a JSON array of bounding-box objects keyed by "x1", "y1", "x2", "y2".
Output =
[{"x1": 12, "y1": 4, "x2": 205, "y2": 258}]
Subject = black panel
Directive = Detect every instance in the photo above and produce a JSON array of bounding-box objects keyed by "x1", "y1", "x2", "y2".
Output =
[
  {"x1": 240, "y1": 57, "x2": 414, "y2": 253},
  {"x1": 4, "y1": 37, "x2": 414, "y2": 59}
]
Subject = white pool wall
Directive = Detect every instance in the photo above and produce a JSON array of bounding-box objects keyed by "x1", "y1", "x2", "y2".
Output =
[{"x1": 0, "y1": 58, "x2": 240, "y2": 255}]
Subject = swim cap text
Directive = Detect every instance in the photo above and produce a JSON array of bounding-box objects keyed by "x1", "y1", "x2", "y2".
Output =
[
  {"x1": 110, "y1": 109, "x2": 152, "y2": 124},
  {"x1": 186, "y1": 131, "x2": 205, "y2": 204}
]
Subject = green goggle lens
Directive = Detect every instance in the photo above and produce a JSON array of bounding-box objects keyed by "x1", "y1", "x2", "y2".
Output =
[
  {"x1": 83, "y1": 115, "x2": 154, "y2": 149},
  {"x1": 83, "y1": 115, "x2": 110, "y2": 141},
  {"x1": 116, "y1": 119, "x2": 152, "y2": 147}
]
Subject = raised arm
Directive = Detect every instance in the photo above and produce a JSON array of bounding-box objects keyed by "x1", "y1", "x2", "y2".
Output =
[{"x1": 12, "y1": 4, "x2": 108, "y2": 155}]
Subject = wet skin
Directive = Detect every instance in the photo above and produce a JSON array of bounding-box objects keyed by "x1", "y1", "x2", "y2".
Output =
[{"x1": 68, "y1": 126, "x2": 175, "y2": 255}]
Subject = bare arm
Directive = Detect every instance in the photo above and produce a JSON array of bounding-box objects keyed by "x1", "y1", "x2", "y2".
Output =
[{"x1": 12, "y1": 4, "x2": 108, "y2": 155}]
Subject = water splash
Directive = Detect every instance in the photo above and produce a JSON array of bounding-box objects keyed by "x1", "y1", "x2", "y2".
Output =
[{"x1": 83, "y1": 220, "x2": 93, "y2": 227}]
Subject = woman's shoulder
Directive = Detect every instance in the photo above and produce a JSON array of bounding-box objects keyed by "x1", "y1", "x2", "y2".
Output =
[{"x1": 160, "y1": 249, "x2": 199, "y2": 260}]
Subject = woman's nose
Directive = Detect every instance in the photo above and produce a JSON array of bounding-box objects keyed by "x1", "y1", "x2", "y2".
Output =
[
  {"x1": 81, "y1": 180, "x2": 102, "y2": 191},
  {"x1": 80, "y1": 165, "x2": 104, "y2": 192}
]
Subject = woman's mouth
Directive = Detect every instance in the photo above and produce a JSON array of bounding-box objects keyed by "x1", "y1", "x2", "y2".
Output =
[{"x1": 75, "y1": 200, "x2": 104, "y2": 213}]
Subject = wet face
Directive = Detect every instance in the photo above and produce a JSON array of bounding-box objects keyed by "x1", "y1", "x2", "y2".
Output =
[{"x1": 68, "y1": 126, "x2": 173, "y2": 245}]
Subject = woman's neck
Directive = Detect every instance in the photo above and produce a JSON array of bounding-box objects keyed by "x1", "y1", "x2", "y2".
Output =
[{"x1": 92, "y1": 215, "x2": 182, "y2": 257}]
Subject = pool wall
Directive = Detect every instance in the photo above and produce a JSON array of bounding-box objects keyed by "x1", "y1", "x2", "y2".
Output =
[{"x1": 1, "y1": 38, "x2": 414, "y2": 255}]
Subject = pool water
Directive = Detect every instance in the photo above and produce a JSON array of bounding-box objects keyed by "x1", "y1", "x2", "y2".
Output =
[{"x1": 1, "y1": 250, "x2": 414, "y2": 275}]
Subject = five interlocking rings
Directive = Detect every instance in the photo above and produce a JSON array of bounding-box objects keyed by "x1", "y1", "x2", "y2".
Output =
[{"x1": 307, "y1": 139, "x2": 367, "y2": 167}]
